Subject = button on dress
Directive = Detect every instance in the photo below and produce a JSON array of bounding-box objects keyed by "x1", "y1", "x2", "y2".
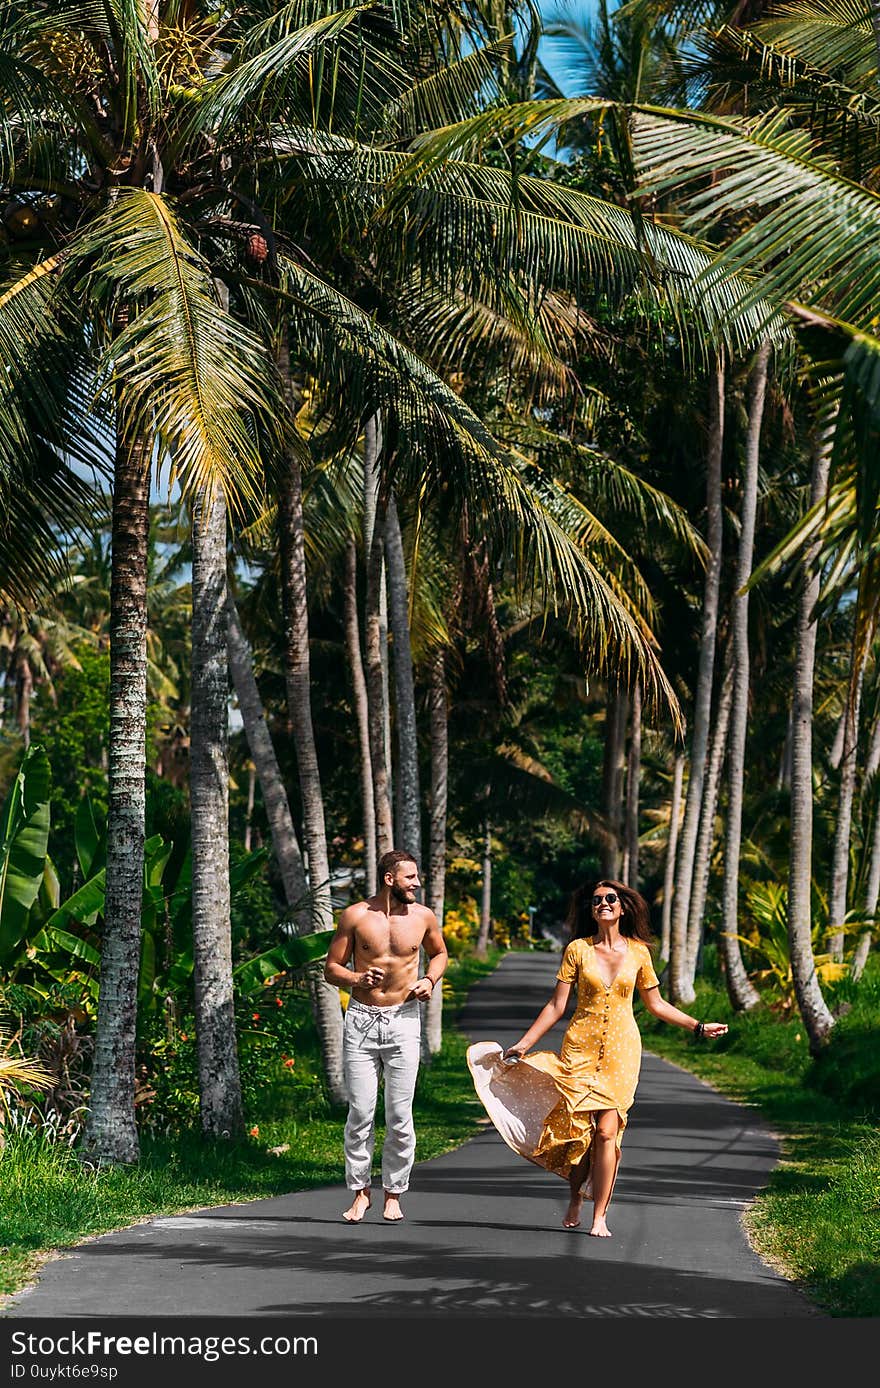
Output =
[{"x1": 467, "y1": 937, "x2": 660, "y2": 1188}]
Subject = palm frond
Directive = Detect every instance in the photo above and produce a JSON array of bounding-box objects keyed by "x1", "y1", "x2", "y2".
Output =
[
  {"x1": 381, "y1": 35, "x2": 509, "y2": 137},
  {"x1": 632, "y1": 105, "x2": 880, "y2": 331},
  {"x1": 264, "y1": 114, "x2": 781, "y2": 353},
  {"x1": 104, "y1": 0, "x2": 161, "y2": 136},
  {"x1": 676, "y1": 22, "x2": 880, "y2": 179},
  {"x1": 756, "y1": 1, "x2": 876, "y2": 87},
  {"x1": 270, "y1": 254, "x2": 677, "y2": 715},
  {"x1": 0, "y1": 34, "x2": 79, "y2": 181},
  {"x1": 392, "y1": 278, "x2": 584, "y2": 398},
  {"x1": 499, "y1": 420, "x2": 709, "y2": 563},
  {"x1": 0, "y1": 255, "x2": 102, "y2": 601},
  {"x1": 64, "y1": 189, "x2": 282, "y2": 512},
  {"x1": 191, "y1": 2, "x2": 408, "y2": 139}
]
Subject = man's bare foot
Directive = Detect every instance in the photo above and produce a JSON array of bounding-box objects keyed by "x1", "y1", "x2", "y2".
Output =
[
  {"x1": 342, "y1": 1190, "x2": 371, "y2": 1222},
  {"x1": 589, "y1": 1214, "x2": 612, "y2": 1237},
  {"x1": 562, "y1": 1190, "x2": 583, "y2": 1229},
  {"x1": 383, "y1": 1193, "x2": 404, "y2": 1221}
]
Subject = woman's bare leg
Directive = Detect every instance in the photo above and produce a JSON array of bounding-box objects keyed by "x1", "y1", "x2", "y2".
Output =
[
  {"x1": 563, "y1": 1152, "x2": 590, "y2": 1228},
  {"x1": 588, "y1": 1110, "x2": 621, "y2": 1237}
]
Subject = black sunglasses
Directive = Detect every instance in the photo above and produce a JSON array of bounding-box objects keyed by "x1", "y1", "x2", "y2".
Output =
[{"x1": 592, "y1": 892, "x2": 619, "y2": 906}]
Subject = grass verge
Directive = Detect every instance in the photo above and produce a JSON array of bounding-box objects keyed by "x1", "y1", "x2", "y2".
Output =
[
  {"x1": 639, "y1": 978, "x2": 880, "y2": 1318},
  {"x1": 0, "y1": 951, "x2": 501, "y2": 1302}
]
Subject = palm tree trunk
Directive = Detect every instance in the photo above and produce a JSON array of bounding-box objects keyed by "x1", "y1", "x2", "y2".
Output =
[
  {"x1": 852, "y1": 795, "x2": 880, "y2": 981},
  {"x1": 828, "y1": 652, "x2": 866, "y2": 961},
  {"x1": 244, "y1": 764, "x2": 256, "y2": 853},
  {"x1": 660, "y1": 749, "x2": 685, "y2": 962},
  {"x1": 226, "y1": 592, "x2": 309, "y2": 927},
  {"x1": 687, "y1": 651, "x2": 734, "y2": 978},
  {"x1": 600, "y1": 687, "x2": 628, "y2": 878},
  {"x1": 365, "y1": 494, "x2": 394, "y2": 856},
  {"x1": 190, "y1": 487, "x2": 242, "y2": 1139},
  {"x1": 788, "y1": 428, "x2": 836, "y2": 1048},
  {"x1": 777, "y1": 706, "x2": 793, "y2": 791},
  {"x1": 363, "y1": 415, "x2": 393, "y2": 823},
  {"x1": 82, "y1": 421, "x2": 150, "y2": 1164},
  {"x1": 720, "y1": 342, "x2": 770, "y2": 1012},
  {"x1": 277, "y1": 336, "x2": 345, "y2": 1107},
  {"x1": 343, "y1": 537, "x2": 376, "y2": 896},
  {"x1": 829, "y1": 703, "x2": 847, "y2": 770},
  {"x1": 671, "y1": 356, "x2": 725, "y2": 1004},
  {"x1": 17, "y1": 657, "x2": 32, "y2": 749},
  {"x1": 864, "y1": 712, "x2": 880, "y2": 782},
  {"x1": 385, "y1": 495, "x2": 422, "y2": 862},
  {"x1": 623, "y1": 679, "x2": 642, "y2": 888},
  {"x1": 476, "y1": 819, "x2": 492, "y2": 957},
  {"x1": 424, "y1": 648, "x2": 448, "y2": 1055}
]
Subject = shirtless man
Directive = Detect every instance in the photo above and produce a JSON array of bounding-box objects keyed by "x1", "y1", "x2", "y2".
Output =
[{"x1": 324, "y1": 849, "x2": 448, "y2": 1223}]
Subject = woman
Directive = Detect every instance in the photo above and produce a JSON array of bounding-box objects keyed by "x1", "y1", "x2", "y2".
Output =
[{"x1": 466, "y1": 879, "x2": 728, "y2": 1236}]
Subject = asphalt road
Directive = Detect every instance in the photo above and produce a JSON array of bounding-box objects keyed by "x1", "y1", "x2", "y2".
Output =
[{"x1": 4, "y1": 952, "x2": 819, "y2": 1319}]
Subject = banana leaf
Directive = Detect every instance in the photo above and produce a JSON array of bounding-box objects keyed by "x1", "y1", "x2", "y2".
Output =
[
  {"x1": 0, "y1": 745, "x2": 51, "y2": 968},
  {"x1": 74, "y1": 794, "x2": 104, "y2": 881},
  {"x1": 233, "y1": 929, "x2": 335, "y2": 996}
]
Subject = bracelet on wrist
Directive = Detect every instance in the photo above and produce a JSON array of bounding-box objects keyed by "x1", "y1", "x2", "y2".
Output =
[{"x1": 693, "y1": 1020, "x2": 705, "y2": 1040}]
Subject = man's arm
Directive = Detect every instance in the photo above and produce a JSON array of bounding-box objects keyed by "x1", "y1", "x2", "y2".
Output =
[
  {"x1": 323, "y1": 905, "x2": 384, "y2": 990},
  {"x1": 408, "y1": 911, "x2": 448, "y2": 1001}
]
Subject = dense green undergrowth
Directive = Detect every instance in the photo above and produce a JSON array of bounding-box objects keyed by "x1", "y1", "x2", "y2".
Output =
[
  {"x1": 639, "y1": 959, "x2": 880, "y2": 1318},
  {"x1": 0, "y1": 952, "x2": 500, "y2": 1301}
]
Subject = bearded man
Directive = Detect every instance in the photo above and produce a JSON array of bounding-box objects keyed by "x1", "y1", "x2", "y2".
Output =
[{"x1": 324, "y1": 849, "x2": 448, "y2": 1222}]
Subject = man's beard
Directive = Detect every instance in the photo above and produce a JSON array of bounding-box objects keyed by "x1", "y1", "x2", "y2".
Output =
[{"x1": 390, "y1": 883, "x2": 414, "y2": 904}]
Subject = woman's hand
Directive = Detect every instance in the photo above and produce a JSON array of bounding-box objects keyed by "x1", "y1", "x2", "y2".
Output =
[
  {"x1": 702, "y1": 1022, "x2": 728, "y2": 1039},
  {"x1": 502, "y1": 1044, "x2": 527, "y2": 1063}
]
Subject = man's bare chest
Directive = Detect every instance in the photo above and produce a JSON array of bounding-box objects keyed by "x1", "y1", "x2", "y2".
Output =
[{"x1": 354, "y1": 915, "x2": 424, "y2": 960}]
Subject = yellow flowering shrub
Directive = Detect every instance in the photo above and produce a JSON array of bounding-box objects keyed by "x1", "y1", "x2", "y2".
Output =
[{"x1": 443, "y1": 897, "x2": 479, "y2": 957}]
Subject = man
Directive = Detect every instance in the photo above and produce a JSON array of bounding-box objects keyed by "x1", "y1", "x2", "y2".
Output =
[{"x1": 324, "y1": 849, "x2": 448, "y2": 1223}]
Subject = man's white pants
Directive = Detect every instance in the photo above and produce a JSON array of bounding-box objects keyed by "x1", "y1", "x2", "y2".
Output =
[{"x1": 343, "y1": 997, "x2": 421, "y2": 1194}]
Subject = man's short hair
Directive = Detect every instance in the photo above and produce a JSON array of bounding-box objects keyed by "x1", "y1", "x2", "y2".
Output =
[{"x1": 378, "y1": 849, "x2": 419, "y2": 881}]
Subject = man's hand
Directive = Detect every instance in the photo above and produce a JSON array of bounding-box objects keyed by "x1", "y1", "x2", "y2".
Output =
[
  {"x1": 408, "y1": 977, "x2": 434, "y2": 1002},
  {"x1": 357, "y1": 966, "x2": 385, "y2": 989}
]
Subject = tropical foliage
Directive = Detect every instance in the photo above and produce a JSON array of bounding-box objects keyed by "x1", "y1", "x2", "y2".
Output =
[{"x1": 0, "y1": 0, "x2": 877, "y2": 1176}]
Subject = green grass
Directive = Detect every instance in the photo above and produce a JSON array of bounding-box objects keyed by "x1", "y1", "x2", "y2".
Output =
[
  {"x1": 0, "y1": 952, "x2": 501, "y2": 1302},
  {"x1": 638, "y1": 974, "x2": 880, "y2": 1318}
]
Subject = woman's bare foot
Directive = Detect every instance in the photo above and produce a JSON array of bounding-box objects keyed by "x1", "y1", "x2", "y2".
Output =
[
  {"x1": 342, "y1": 1190, "x2": 371, "y2": 1222},
  {"x1": 589, "y1": 1214, "x2": 612, "y2": 1237},
  {"x1": 562, "y1": 1189, "x2": 583, "y2": 1229},
  {"x1": 383, "y1": 1193, "x2": 404, "y2": 1221}
]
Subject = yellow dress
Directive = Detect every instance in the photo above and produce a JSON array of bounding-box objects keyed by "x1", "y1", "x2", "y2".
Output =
[{"x1": 467, "y1": 937, "x2": 659, "y2": 1186}]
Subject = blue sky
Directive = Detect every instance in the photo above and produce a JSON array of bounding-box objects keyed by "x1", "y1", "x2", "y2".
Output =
[{"x1": 538, "y1": 0, "x2": 609, "y2": 94}]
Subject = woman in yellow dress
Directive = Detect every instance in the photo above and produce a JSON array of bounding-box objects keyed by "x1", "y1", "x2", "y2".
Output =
[{"x1": 466, "y1": 879, "x2": 728, "y2": 1237}]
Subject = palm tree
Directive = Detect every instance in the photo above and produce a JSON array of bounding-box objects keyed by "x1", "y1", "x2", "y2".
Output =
[
  {"x1": 686, "y1": 645, "x2": 734, "y2": 972},
  {"x1": 190, "y1": 487, "x2": 242, "y2": 1137},
  {"x1": 784, "y1": 425, "x2": 838, "y2": 1043},
  {"x1": 660, "y1": 748, "x2": 684, "y2": 959},
  {"x1": 0, "y1": 3, "x2": 311, "y2": 1160},
  {"x1": 623, "y1": 678, "x2": 642, "y2": 886},
  {"x1": 425, "y1": 646, "x2": 449, "y2": 1054},
  {"x1": 628, "y1": 0, "x2": 880, "y2": 1036},
  {"x1": 670, "y1": 359, "x2": 725, "y2": 1003},
  {"x1": 385, "y1": 495, "x2": 422, "y2": 862},
  {"x1": 275, "y1": 334, "x2": 346, "y2": 1106},
  {"x1": 719, "y1": 339, "x2": 770, "y2": 1011},
  {"x1": 342, "y1": 536, "x2": 376, "y2": 896},
  {"x1": 226, "y1": 591, "x2": 309, "y2": 919}
]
